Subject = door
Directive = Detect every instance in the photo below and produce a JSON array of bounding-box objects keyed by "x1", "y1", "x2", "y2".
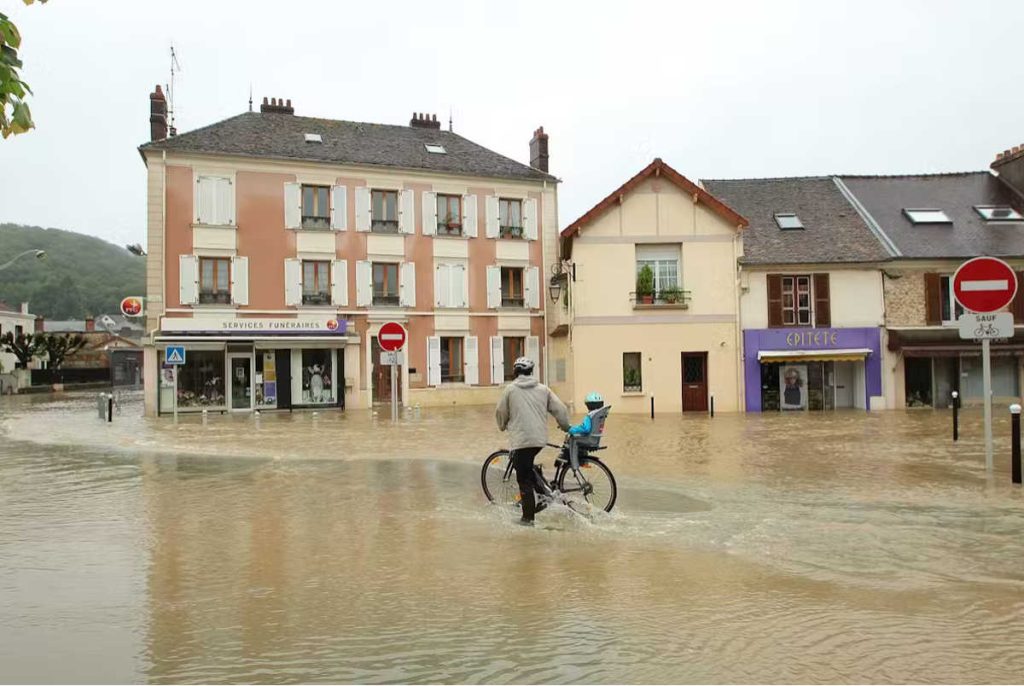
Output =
[
  {"x1": 681, "y1": 352, "x2": 708, "y2": 412},
  {"x1": 833, "y1": 362, "x2": 855, "y2": 408},
  {"x1": 228, "y1": 354, "x2": 253, "y2": 411},
  {"x1": 371, "y1": 336, "x2": 402, "y2": 404}
]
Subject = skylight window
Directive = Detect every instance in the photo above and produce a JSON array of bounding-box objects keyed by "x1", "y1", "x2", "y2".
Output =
[
  {"x1": 975, "y1": 205, "x2": 1023, "y2": 221},
  {"x1": 774, "y1": 213, "x2": 804, "y2": 230},
  {"x1": 304, "y1": 133, "x2": 323, "y2": 143},
  {"x1": 424, "y1": 144, "x2": 446, "y2": 154},
  {"x1": 903, "y1": 209, "x2": 952, "y2": 224}
]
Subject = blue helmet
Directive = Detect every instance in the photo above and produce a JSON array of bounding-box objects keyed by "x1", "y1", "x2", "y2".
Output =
[{"x1": 585, "y1": 391, "x2": 604, "y2": 411}]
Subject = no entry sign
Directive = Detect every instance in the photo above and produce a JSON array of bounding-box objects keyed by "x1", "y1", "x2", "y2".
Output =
[
  {"x1": 378, "y1": 322, "x2": 407, "y2": 352},
  {"x1": 952, "y1": 257, "x2": 1018, "y2": 313}
]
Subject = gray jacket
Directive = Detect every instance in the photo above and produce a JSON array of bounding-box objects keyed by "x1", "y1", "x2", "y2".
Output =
[{"x1": 495, "y1": 376, "x2": 571, "y2": 450}]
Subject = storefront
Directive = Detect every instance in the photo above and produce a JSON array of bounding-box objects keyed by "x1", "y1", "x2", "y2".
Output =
[
  {"x1": 743, "y1": 327, "x2": 884, "y2": 412},
  {"x1": 153, "y1": 316, "x2": 355, "y2": 414}
]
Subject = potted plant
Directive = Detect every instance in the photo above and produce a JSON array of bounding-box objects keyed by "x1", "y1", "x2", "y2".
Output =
[
  {"x1": 636, "y1": 265, "x2": 655, "y2": 304},
  {"x1": 624, "y1": 368, "x2": 642, "y2": 392},
  {"x1": 662, "y1": 287, "x2": 680, "y2": 304}
]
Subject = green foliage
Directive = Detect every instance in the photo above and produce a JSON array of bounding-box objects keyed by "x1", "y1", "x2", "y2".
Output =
[
  {"x1": 0, "y1": 223, "x2": 145, "y2": 319},
  {"x1": 38, "y1": 332, "x2": 86, "y2": 369},
  {"x1": 0, "y1": 330, "x2": 38, "y2": 368},
  {"x1": 0, "y1": 1, "x2": 46, "y2": 139},
  {"x1": 636, "y1": 264, "x2": 655, "y2": 296}
]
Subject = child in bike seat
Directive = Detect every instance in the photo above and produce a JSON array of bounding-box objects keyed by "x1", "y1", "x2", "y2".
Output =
[
  {"x1": 568, "y1": 391, "x2": 605, "y2": 437},
  {"x1": 558, "y1": 392, "x2": 608, "y2": 467}
]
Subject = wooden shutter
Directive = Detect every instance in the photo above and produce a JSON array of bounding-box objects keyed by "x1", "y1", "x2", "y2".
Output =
[
  {"x1": 767, "y1": 274, "x2": 784, "y2": 328},
  {"x1": 231, "y1": 256, "x2": 249, "y2": 305},
  {"x1": 355, "y1": 260, "x2": 372, "y2": 306},
  {"x1": 399, "y1": 189, "x2": 416, "y2": 234},
  {"x1": 427, "y1": 336, "x2": 441, "y2": 386},
  {"x1": 486, "y1": 265, "x2": 501, "y2": 308},
  {"x1": 331, "y1": 260, "x2": 348, "y2": 306},
  {"x1": 330, "y1": 186, "x2": 347, "y2": 230},
  {"x1": 463, "y1": 194, "x2": 478, "y2": 238},
  {"x1": 284, "y1": 182, "x2": 301, "y2": 229},
  {"x1": 523, "y1": 198, "x2": 538, "y2": 240},
  {"x1": 464, "y1": 336, "x2": 479, "y2": 385},
  {"x1": 400, "y1": 262, "x2": 416, "y2": 307},
  {"x1": 354, "y1": 187, "x2": 370, "y2": 231},
  {"x1": 179, "y1": 255, "x2": 198, "y2": 305},
  {"x1": 924, "y1": 272, "x2": 942, "y2": 325},
  {"x1": 813, "y1": 273, "x2": 830, "y2": 327},
  {"x1": 490, "y1": 336, "x2": 504, "y2": 385},
  {"x1": 485, "y1": 196, "x2": 499, "y2": 238},
  {"x1": 1012, "y1": 271, "x2": 1024, "y2": 319},
  {"x1": 422, "y1": 191, "x2": 437, "y2": 236},
  {"x1": 525, "y1": 266, "x2": 540, "y2": 309},
  {"x1": 284, "y1": 259, "x2": 302, "y2": 306}
]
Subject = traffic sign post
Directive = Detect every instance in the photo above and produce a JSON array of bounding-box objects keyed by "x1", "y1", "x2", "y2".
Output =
[
  {"x1": 953, "y1": 257, "x2": 1018, "y2": 472},
  {"x1": 378, "y1": 323, "x2": 407, "y2": 422},
  {"x1": 165, "y1": 345, "x2": 186, "y2": 421}
]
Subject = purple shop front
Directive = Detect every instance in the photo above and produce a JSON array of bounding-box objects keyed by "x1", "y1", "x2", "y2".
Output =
[{"x1": 743, "y1": 327, "x2": 883, "y2": 412}]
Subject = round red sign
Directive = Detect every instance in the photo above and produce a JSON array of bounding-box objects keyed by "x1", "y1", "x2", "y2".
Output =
[
  {"x1": 952, "y1": 257, "x2": 1018, "y2": 313},
  {"x1": 120, "y1": 296, "x2": 143, "y2": 317},
  {"x1": 378, "y1": 322, "x2": 407, "y2": 352}
]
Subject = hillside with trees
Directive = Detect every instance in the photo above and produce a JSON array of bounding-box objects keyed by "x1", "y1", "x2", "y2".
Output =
[{"x1": 0, "y1": 223, "x2": 145, "y2": 319}]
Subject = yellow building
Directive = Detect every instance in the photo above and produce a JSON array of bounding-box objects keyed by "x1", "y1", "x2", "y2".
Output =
[{"x1": 550, "y1": 159, "x2": 748, "y2": 414}]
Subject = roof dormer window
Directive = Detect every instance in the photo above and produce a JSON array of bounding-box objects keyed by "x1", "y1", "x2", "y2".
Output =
[
  {"x1": 424, "y1": 144, "x2": 446, "y2": 154},
  {"x1": 774, "y1": 213, "x2": 803, "y2": 230},
  {"x1": 975, "y1": 205, "x2": 1023, "y2": 222},
  {"x1": 903, "y1": 209, "x2": 951, "y2": 224},
  {"x1": 304, "y1": 133, "x2": 322, "y2": 143}
]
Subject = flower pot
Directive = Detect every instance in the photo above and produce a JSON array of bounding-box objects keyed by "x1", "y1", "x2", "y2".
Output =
[{"x1": 640, "y1": 294, "x2": 654, "y2": 304}]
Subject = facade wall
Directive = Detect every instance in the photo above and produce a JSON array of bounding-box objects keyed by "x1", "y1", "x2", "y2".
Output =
[{"x1": 741, "y1": 268, "x2": 884, "y2": 329}]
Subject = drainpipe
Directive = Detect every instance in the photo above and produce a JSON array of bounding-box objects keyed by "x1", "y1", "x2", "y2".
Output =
[{"x1": 734, "y1": 232, "x2": 744, "y2": 411}]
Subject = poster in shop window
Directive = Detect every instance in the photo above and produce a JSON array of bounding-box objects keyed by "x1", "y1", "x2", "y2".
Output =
[
  {"x1": 302, "y1": 350, "x2": 333, "y2": 404},
  {"x1": 780, "y1": 365, "x2": 807, "y2": 410}
]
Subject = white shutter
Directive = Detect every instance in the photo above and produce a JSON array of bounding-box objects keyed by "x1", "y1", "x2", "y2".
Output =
[
  {"x1": 452, "y1": 264, "x2": 467, "y2": 308},
  {"x1": 356, "y1": 260, "x2": 372, "y2": 306},
  {"x1": 463, "y1": 194, "x2": 478, "y2": 238},
  {"x1": 526, "y1": 336, "x2": 540, "y2": 374},
  {"x1": 485, "y1": 196, "x2": 499, "y2": 238},
  {"x1": 524, "y1": 198, "x2": 538, "y2": 241},
  {"x1": 284, "y1": 259, "x2": 302, "y2": 306},
  {"x1": 490, "y1": 336, "x2": 504, "y2": 385},
  {"x1": 486, "y1": 265, "x2": 501, "y2": 309},
  {"x1": 331, "y1": 260, "x2": 348, "y2": 306},
  {"x1": 331, "y1": 185, "x2": 347, "y2": 230},
  {"x1": 435, "y1": 264, "x2": 450, "y2": 307},
  {"x1": 422, "y1": 191, "x2": 437, "y2": 236},
  {"x1": 354, "y1": 187, "x2": 371, "y2": 232},
  {"x1": 231, "y1": 256, "x2": 249, "y2": 305},
  {"x1": 213, "y1": 177, "x2": 234, "y2": 225},
  {"x1": 179, "y1": 255, "x2": 198, "y2": 305},
  {"x1": 427, "y1": 336, "x2": 441, "y2": 386},
  {"x1": 196, "y1": 176, "x2": 216, "y2": 224},
  {"x1": 525, "y1": 266, "x2": 540, "y2": 309},
  {"x1": 465, "y1": 336, "x2": 479, "y2": 385},
  {"x1": 284, "y1": 182, "x2": 301, "y2": 230},
  {"x1": 400, "y1": 262, "x2": 416, "y2": 307},
  {"x1": 399, "y1": 189, "x2": 416, "y2": 234}
]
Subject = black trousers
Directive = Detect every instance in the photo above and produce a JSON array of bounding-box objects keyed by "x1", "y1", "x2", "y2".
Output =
[{"x1": 511, "y1": 446, "x2": 544, "y2": 521}]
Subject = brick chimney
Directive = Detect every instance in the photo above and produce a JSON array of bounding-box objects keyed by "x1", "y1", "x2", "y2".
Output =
[
  {"x1": 34, "y1": 316, "x2": 44, "y2": 333},
  {"x1": 149, "y1": 85, "x2": 168, "y2": 141},
  {"x1": 260, "y1": 97, "x2": 295, "y2": 115},
  {"x1": 409, "y1": 112, "x2": 441, "y2": 129},
  {"x1": 530, "y1": 126, "x2": 549, "y2": 173},
  {"x1": 992, "y1": 143, "x2": 1024, "y2": 196},
  {"x1": 85, "y1": 317, "x2": 95, "y2": 332}
]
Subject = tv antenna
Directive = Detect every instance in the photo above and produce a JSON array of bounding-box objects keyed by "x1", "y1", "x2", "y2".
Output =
[{"x1": 168, "y1": 44, "x2": 182, "y2": 135}]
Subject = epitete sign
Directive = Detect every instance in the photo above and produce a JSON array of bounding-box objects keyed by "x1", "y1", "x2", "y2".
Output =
[{"x1": 161, "y1": 316, "x2": 347, "y2": 334}]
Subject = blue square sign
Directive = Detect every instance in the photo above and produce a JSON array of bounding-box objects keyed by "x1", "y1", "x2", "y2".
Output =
[{"x1": 165, "y1": 345, "x2": 186, "y2": 365}]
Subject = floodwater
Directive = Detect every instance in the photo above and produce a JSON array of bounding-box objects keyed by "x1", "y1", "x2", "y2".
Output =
[{"x1": 1, "y1": 393, "x2": 1023, "y2": 684}]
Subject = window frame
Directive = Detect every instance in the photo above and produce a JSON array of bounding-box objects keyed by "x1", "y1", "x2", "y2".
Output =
[
  {"x1": 500, "y1": 266, "x2": 525, "y2": 307},
  {"x1": 436, "y1": 194, "x2": 463, "y2": 236},
  {"x1": 781, "y1": 275, "x2": 812, "y2": 327},
  {"x1": 939, "y1": 274, "x2": 965, "y2": 324},
  {"x1": 503, "y1": 336, "x2": 526, "y2": 381},
  {"x1": 635, "y1": 258, "x2": 680, "y2": 299},
  {"x1": 371, "y1": 189, "x2": 400, "y2": 233},
  {"x1": 774, "y1": 213, "x2": 804, "y2": 230},
  {"x1": 301, "y1": 184, "x2": 331, "y2": 230},
  {"x1": 498, "y1": 198, "x2": 524, "y2": 239},
  {"x1": 622, "y1": 352, "x2": 643, "y2": 393},
  {"x1": 903, "y1": 208, "x2": 952, "y2": 224},
  {"x1": 372, "y1": 262, "x2": 400, "y2": 306},
  {"x1": 440, "y1": 336, "x2": 465, "y2": 383},
  {"x1": 974, "y1": 205, "x2": 1024, "y2": 222},
  {"x1": 301, "y1": 260, "x2": 331, "y2": 306},
  {"x1": 198, "y1": 257, "x2": 232, "y2": 304}
]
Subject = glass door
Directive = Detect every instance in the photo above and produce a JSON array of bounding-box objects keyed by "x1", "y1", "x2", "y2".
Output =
[{"x1": 228, "y1": 354, "x2": 253, "y2": 411}]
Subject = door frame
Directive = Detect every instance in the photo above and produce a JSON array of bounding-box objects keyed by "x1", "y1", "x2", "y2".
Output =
[
  {"x1": 226, "y1": 352, "x2": 254, "y2": 412},
  {"x1": 680, "y1": 351, "x2": 709, "y2": 413}
]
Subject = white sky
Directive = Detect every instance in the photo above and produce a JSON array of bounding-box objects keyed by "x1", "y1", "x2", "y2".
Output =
[{"x1": 2, "y1": 0, "x2": 1023, "y2": 248}]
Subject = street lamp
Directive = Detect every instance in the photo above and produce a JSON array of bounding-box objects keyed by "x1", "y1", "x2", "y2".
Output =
[
  {"x1": 548, "y1": 276, "x2": 562, "y2": 303},
  {"x1": 548, "y1": 260, "x2": 573, "y2": 303},
  {"x1": 0, "y1": 249, "x2": 46, "y2": 272}
]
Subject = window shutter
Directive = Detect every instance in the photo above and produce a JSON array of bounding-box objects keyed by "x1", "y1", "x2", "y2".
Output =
[
  {"x1": 216, "y1": 177, "x2": 234, "y2": 225},
  {"x1": 284, "y1": 182, "x2": 301, "y2": 230},
  {"x1": 486, "y1": 265, "x2": 501, "y2": 309},
  {"x1": 1013, "y1": 272, "x2": 1024, "y2": 320},
  {"x1": 525, "y1": 266, "x2": 540, "y2": 309},
  {"x1": 427, "y1": 336, "x2": 441, "y2": 386},
  {"x1": 231, "y1": 256, "x2": 249, "y2": 305},
  {"x1": 485, "y1": 196, "x2": 499, "y2": 238},
  {"x1": 523, "y1": 198, "x2": 538, "y2": 240},
  {"x1": 490, "y1": 336, "x2": 504, "y2": 385},
  {"x1": 464, "y1": 336, "x2": 479, "y2": 385},
  {"x1": 400, "y1": 262, "x2": 416, "y2": 307},
  {"x1": 463, "y1": 194, "x2": 478, "y2": 238},
  {"x1": 354, "y1": 187, "x2": 371, "y2": 232},
  {"x1": 813, "y1": 273, "x2": 830, "y2": 327},
  {"x1": 526, "y1": 336, "x2": 540, "y2": 375},
  {"x1": 284, "y1": 259, "x2": 302, "y2": 306},
  {"x1": 422, "y1": 192, "x2": 437, "y2": 236},
  {"x1": 355, "y1": 260, "x2": 372, "y2": 306},
  {"x1": 767, "y1": 274, "x2": 784, "y2": 328},
  {"x1": 924, "y1": 272, "x2": 942, "y2": 325},
  {"x1": 331, "y1": 185, "x2": 347, "y2": 230},
  {"x1": 331, "y1": 260, "x2": 348, "y2": 306},
  {"x1": 399, "y1": 189, "x2": 416, "y2": 234},
  {"x1": 435, "y1": 264, "x2": 450, "y2": 307},
  {"x1": 453, "y1": 264, "x2": 467, "y2": 308},
  {"x1": 179, "y1": 255, "x2": 198, "y2": 305},
  {"x1": 196, "y1": 176, "x2": 216, "y2": 224}
]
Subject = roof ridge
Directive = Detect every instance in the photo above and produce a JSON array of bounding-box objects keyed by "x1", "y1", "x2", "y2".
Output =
[
  {"x1": 139, "y1": 112, "x2": 252, "y2": 149},
  {"x1": 702, "y1": 175, "x2": 834, "y2": 183},
  {"x1": 839, "y1": 170, "x2": 990, "y2": 180}
]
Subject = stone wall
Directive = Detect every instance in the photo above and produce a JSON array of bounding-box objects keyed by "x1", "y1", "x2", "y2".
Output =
[{"x1": 883, "y1": 269, "x2": 927, "y2": 326}]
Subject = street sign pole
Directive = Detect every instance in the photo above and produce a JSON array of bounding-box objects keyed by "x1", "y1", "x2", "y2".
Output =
[
  {"x1": 391, "y1": 359, "x2": 398, "y2": 422},
  {"x1": 172, "y1": 365, "x2": 179, "y2": 422},
  {"x1": 983, "y1": 337, "x2": 993, "y2": 471}
]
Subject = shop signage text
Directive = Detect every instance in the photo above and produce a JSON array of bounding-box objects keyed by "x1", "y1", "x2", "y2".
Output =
[
  {"x1": 161, "y1": 316, "x2": 348, "y2": 334},
  {"x1": 785, "y1": 330, "x2": 839, "y2": 347}
]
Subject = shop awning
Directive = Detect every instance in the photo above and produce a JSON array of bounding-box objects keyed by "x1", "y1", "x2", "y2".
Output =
[{"x1": 758, "y1": 348, "x2": 872, "y2": 363}]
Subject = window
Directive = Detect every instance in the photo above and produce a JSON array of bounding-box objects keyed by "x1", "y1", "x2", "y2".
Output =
[
  {"x1": 435, "y1": 263, "x2": 466, "y2": 308},
  {"x1": 503, "y1": 336, "x2": 525, "y2": 381},
  {"x1": 425, "y1": 144, "x2": 446, "y2": 154},
  {"x1": 173, "y1": 350, "x2": 225, "y2": 408},
  {"x1": 635, "y1": 245, "x2": 680, "y2": 299},
  {"x1": 781, "y1": 275, "x2": 811, "y2": 326},
  {"x1": 436, "y1": 194, "x2": 463, "y2": 236},
  {"x1": 371, "y1": 190, "x2": 399, "y2": 233},
  {"x1": 440, "y1": 337, "x2": 464, "y2": 383},
  {"x1": 300, "y1": 349, "x2": 334, "y2": 405},
  {"x1": 199, "y1": 257, "x2": 231, "y2": 304},
  {"x1": 498, "y1": 198, "x2": 523, "y2": 239},
  {"x1": 304, "y1": 133, "x2": 323, "y2": 143},
  {"x1": 501, "y1": 267, "x2": 525, "y2": 307},
  {"x1": 372, "y1": 262, "x2": 400, "y2": 306},
  {"x1": 975, "y1": 205, "x2": 1024, "y2": 222},
  {"x1": 302, "y1": 260, "x2": 331, "y2": 305},
  {"x1": 774, "y1": 213, "x2": 804, "y2": 230},
  {"x1": 14, "y1": 324, "x2": 23, "y2": 337},
  {"x1": 940, "y1": 275, "x2": 965, "y2": 323},
  {"x1": 301, "y1": 185, "x2": 330, "y2": 229},
  {"x1": 903, "y1": 209, "x2": 952, "y2": 224},
  {"x1": 622, "y1": 352, "x2": 642, "y2": 392}
]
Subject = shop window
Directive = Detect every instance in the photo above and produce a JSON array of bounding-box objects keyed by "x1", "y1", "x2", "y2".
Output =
[
  {"x1": 373, "y1": 262, "x2": 400, "y2": 306},
  {"x1": 173, "y1": 350, "x2": 225, "y2": 408},
  {"x1": 371, "y1": 189, "x2": 399, "y2": 233},
  {"x1": 503, "y1": 336, "x2": 525, "y2": 381},
  {"x1": 302, "y1": 260, "x2": 331, "y2": 305},
  {"x1": 501, "y1": 267, "x2": 524, "y2": 307},
  {"x1": 498, "y1": 198, "x2": 523, "y2": 239},
  {"x1": 301, "y1": 185, "x2": 330, "y2": 230},
  {"x1": 436, "y1": 194, "x2": 462, "y2": 236},
  {"x1": 300, "y1": 349, "x2": 334, "y2": 405},
  {"x1": 199, "y1": 257, "x2": 231, "y2": 304},
  {"x1": 622, "y1": 352, "x2": 642, "y2": 392},
  {"x1": 255, "y1": 352, "x2": 278, "y2": 409},
  {"x1": 440, "y1": 337, "x2": 464, "y2": 383}
]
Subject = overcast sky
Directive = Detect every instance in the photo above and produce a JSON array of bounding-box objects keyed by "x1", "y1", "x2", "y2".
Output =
[{"x1": 2, "y1": 0, "x2": 1023, "y2": 248}]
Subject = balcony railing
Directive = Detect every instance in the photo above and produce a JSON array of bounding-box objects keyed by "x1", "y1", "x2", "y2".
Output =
[
  {"x1": 199, "y1": 290, "x2": 231, "y2": 305},
  {"x1": 302, "y1": 292, "x2": 331, "y2": 306},
  {"x1": 373, "y1": 294, "x2": 401, "y2": 307},
  {"x1": 371, "y1": 219, "x2": 400, "y2": 233},
  {"x1": 630, "y1": 289, "x2": 691, "y2": 309},
  {"x1": 301, "y1": 215, "x2": 331, "y2": 230},
  {"x1": 436, "y1": 222, "x2": 463, "y2": 236},
  {"x1": 501, "y1": 295, "x2": 525, "y2": 308},
  {"x1": 499, "y1": 225, "x2": 524, "y2": 239}
]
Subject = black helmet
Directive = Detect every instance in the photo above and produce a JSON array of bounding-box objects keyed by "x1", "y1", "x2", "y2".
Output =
[{"x1": 512, "y1": 356, "x2": 534, "y2": 376}]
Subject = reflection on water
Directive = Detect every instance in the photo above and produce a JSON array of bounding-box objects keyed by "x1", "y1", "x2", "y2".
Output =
[{"x1": 1, "y1": 393, "x2": 1023, "y2": 683}]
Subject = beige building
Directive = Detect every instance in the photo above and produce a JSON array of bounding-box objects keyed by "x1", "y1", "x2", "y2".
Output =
[{"x1": 550, "y1": 159, "x2": 748, "y2": 414}]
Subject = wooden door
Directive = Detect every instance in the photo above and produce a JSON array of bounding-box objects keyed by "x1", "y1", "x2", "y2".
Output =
[
  {"x1": 371, "y1": 336, "x2": 402, "y2": 404},
  {"x1": 681, "y1": 352, "x2": 708, "y2": 412}
]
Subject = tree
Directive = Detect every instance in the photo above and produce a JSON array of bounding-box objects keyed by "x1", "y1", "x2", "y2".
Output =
[
  {"x1": 0, "y1": 330, "x2": 40, "y2": 368},
  {"x1": 37, "y1": 332, "x2": 86, "y2": 369},
  {"x1": 31, "y1": 273, "x2": 84, "y2": 319},
  {"x1": 1, "y1": 0, "x2": 47, "y2": 139}
]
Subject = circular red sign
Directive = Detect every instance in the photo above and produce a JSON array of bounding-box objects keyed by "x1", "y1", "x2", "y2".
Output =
[
  {"x1": 120, "y1": 297, "x2": 143, "y2": 317},
  {"x1": 952, "y1": 257, "x2": 1018, "y2": 313},
  {"x1": 326, "y1": 319, "x2": 339, "y2": 331},
  {"x1": 378, "y1": 322, "x2": 407, "y2": 352}
]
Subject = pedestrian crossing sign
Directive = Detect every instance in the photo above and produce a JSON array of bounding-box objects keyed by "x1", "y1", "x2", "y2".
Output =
[{"x1": 165, "y1": 345, "x2": 186, "y2": 365}]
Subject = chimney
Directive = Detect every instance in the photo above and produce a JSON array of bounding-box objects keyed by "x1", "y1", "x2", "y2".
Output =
[
  {"x1": 993, "y1": 142, "x2": 1024, "y2": 196},
  {"x1": 85, "y1": 317, "x2": 95, "y2": 332},
  {"x1": 260, "y1": 97, "x2": 295, "y2": 115},
  {"x1": 34, "y1": 316, "x2": 44, "y2": 333},
  {"x1": 529, "y1": 126, "x2": 549, "y2": 173},
  {"x1": 20, "y1": 302, "x2": 29, "y2": 314},
  {"x1": 409, "y1": 112, "x2": 441, "y2": 129},
  {"x1": 149, "y1": 85, "x2": 168, "y2": 141}
]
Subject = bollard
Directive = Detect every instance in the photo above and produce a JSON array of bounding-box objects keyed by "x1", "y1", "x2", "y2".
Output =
[
  {"x1": 710, "y1": 394, "x2": 715, "y2": 418},
  {"x1": 107, "y1": 394, "x2": 113, "y2": 423},
  {"x1": 1011, "y1": 403, "x2": 1022, "y2": 485},
  {"x1": 952, "y1": 390, "x2": 959, "y2": 442},
  {"x1": 650, "y1": 395, "x2": 655, "y2": 420}
]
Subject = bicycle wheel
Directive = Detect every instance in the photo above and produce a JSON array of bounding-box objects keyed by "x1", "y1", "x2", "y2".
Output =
[
  {"x1": 480, "y1": 450, "x2": 520, "y2": 507},
  {"x1": 557, "y1": 458, "x2": 617, "y2": 514}
]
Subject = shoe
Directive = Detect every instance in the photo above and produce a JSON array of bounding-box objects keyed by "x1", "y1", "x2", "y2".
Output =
[
  {"x1": 516, "y1": 519, "x2": 534, "y2": 527},
  {"x1": 534, "y1": 501, "x2": 548, "y2": 514}
]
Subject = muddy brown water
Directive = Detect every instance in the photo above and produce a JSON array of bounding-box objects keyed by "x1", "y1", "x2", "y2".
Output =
[{"x1": 1, "y1": 393, "x2": 1023, "y2": 683}]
